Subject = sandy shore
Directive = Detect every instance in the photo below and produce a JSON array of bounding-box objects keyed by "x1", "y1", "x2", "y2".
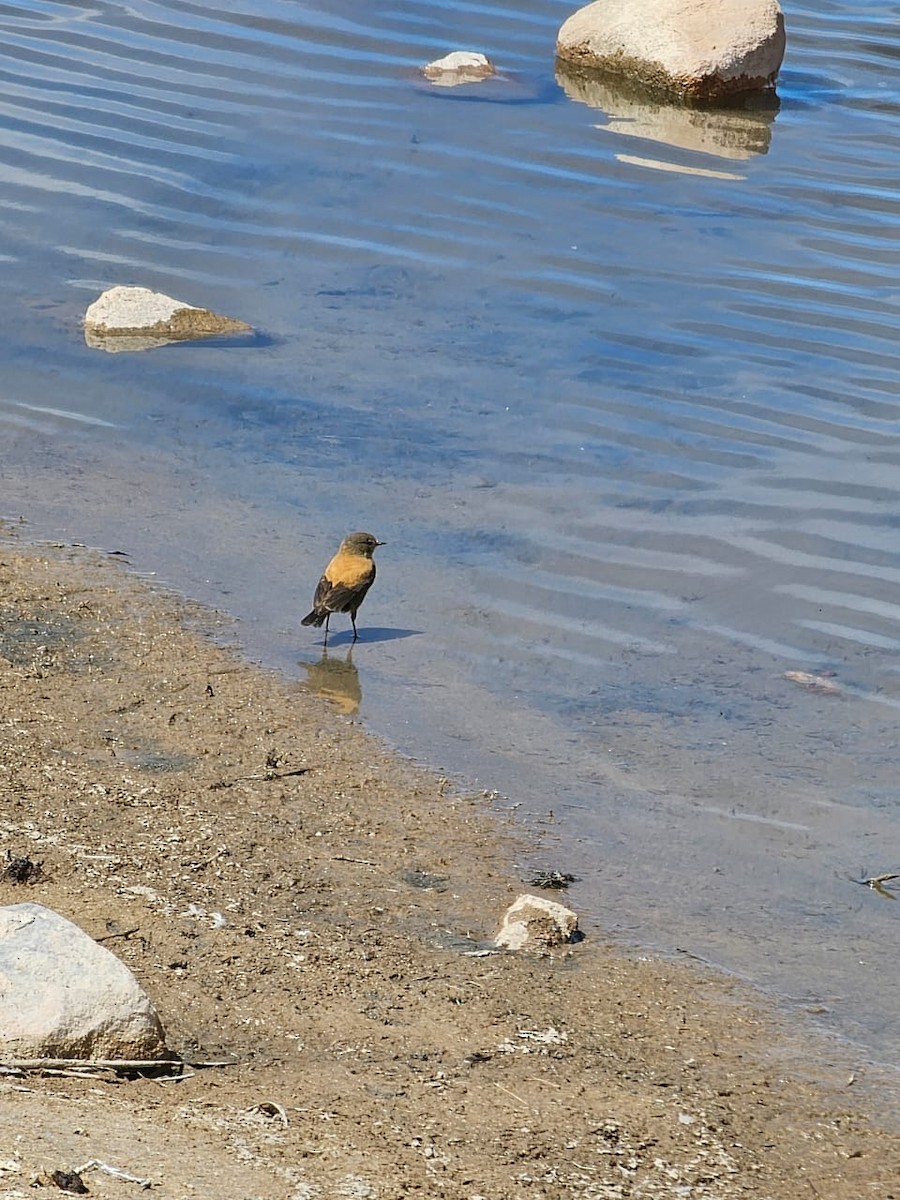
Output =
[{"x1": 0, "y1": 531, "x2": 898, "y2": 1198}]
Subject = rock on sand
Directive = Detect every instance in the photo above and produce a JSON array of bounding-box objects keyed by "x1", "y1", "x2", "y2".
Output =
[
  {"x1": 495, "y1": 893, "x2": 579, "y2": 951},
  {"x1": 0, "y1": 902, "x2": 169, "y2": 1062}
]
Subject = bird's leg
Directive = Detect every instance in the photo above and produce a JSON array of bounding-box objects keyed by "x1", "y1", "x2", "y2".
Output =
[
  {"x1": 351, "y1": 612, "x2": 359, "y2": 643},
  {"x1": 323, "y1": 613, "x2": 330, "y2": 647}
]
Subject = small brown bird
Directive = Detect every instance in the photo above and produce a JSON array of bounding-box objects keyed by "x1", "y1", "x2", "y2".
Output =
[{"x1": 301, "y1": 531, "x2": 384, "y2": 644}]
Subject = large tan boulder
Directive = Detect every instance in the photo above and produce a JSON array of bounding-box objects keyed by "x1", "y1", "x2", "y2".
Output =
[
  {"x1": 0, "y1": 903, "x2": 169, "y2": 1062},
  {"x1": 556, "y1": 0, "x2": 786, "y2": 101}
]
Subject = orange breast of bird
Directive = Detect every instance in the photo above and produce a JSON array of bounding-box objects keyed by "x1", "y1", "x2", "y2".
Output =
[{"x1": 325, "y1": 550, "x2": 375, "y2": 591}]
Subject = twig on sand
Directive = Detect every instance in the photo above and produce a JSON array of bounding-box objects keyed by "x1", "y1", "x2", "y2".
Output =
[
  {"x1": 0, "y1": 1057, "x2": 236, "y2": 1075},
  {"x1": 96, "y1": 927, "x2": 141, "y2": 942},
  {"x1": 494, "y1": 1081, "x2": 528, "y2": 1107},
  {"x1": 76, "y1": 1160, "x2": 152, "y2": 1189}
]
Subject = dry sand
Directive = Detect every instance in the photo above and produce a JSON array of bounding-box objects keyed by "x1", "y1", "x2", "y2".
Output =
[{"x1": 0, "y1": 529, "x2": 898, "y2": 1198}]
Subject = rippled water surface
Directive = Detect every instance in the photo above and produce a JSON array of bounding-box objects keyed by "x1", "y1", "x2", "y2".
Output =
[{"x1": 3, "y1": 1, "x2": 900, "y2": 1066}]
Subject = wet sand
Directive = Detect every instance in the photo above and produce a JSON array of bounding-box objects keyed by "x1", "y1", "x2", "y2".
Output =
[{"x1": 1, "y1": 530, "x2": 898, "y2": 1198}]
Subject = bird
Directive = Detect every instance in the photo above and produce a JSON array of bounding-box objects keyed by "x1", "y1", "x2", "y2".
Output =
[{"x1": 301, "y1": 531, "x2": 384, "y2": 644}]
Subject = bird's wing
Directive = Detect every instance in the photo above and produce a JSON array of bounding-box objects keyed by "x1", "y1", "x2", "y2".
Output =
[
  {"x1": 312, "y1": 572, "x2": 334, "y2": 611},
  {"x1": 319, "y1": 575, "x2": 374, "y2": 614}
]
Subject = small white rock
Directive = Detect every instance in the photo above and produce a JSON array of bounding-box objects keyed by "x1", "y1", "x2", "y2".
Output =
[
  {"x1": 495, "y1": 893, "x2": 579, "y2": 951},
  {"x1": 422, "y1": 51, "x2": 496, "y2": 86},
  {"x1": 83, "y1": 285, "x2": 251, "y2": 352}
]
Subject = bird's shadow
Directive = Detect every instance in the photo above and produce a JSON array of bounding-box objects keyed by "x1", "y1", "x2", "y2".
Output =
[{"x1": 320, "y1": 626, "x2": 421, "y2": 648}]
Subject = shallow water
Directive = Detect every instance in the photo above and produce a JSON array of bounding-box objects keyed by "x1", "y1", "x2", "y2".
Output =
[{"x1": 3, "y1": 0, "x2": 900, "y2": 1067}]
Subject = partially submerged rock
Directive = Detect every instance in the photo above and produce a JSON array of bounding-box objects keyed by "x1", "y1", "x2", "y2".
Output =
[
  {"x1": 495, "y1": 893, "x2": 579, "y2": 951},
  {"x1": 0, "y1": 902, "x2": 169, "y2": 1062},
  {"x1": 84, "y1": 285, "x2": 252, "y2": 352},
  {"x1": 783, "y1": 670, "x2": 842, "y2": 697},
  {"x1": 422, "y1": 51, "x2": 496, "y2": 86},
  {"x1": 556, "y1": 0, "x2": 786, "y2": 102}
]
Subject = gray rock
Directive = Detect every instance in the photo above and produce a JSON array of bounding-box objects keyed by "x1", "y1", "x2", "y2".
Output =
[
  {"x1": 83, "y1": 285, "x2": 251, "y2": 352},
  {"x1": 495, "y1": 893, "x2": 579, "y2": 951},
  {"x1": 556, "y1": 0, "x2": 785, "y2": 101},
  {"x1": 0, "y1": 903, "x2": 168, "y2": 1061}
]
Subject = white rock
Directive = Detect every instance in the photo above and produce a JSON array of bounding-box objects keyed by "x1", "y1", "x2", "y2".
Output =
[
  {"x1": 0, "y1": 903, "x2": 168, "y2": 1061},
  {"x1": 83, "y1": 285, "x2": 251, "y2": 352},
  {"x1": 495, "y1": 893, "x2": 579, "y2": 951},
  {"x1": 557, "y1": 0, "x2": 785, "y2": 100},
  {"x1": 422, "y1": 51, "x2": 496, "y2": 86}
]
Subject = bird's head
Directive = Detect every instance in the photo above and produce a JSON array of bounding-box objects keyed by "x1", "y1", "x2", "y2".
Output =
[{"x1": 342, "y1": 531, "x2": 384, "y2": 557}]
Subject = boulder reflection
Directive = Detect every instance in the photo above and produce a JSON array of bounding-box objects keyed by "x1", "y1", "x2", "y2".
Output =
[{"x1": 555, "y1": 63, "x2": 778, "y2": 162}]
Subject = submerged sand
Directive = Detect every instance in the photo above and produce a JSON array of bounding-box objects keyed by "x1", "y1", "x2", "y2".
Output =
[{"x1": 0, "y1": 531, "x2": 898, "y2": 1197}]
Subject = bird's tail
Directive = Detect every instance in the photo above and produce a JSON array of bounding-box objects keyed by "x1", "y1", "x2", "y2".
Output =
[{"x1": 301, "y1": 609, "x2": 326, "y2": 627}]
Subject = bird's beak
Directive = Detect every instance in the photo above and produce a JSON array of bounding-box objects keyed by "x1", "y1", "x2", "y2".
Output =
[{"x1": 376, "y1": 540, "x2": 386, "y2": 546}]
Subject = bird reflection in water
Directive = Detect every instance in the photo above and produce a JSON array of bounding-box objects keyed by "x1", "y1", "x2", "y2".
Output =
[{"x1": 300, "y1": 647, "x2": 361, "y2": 716}]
